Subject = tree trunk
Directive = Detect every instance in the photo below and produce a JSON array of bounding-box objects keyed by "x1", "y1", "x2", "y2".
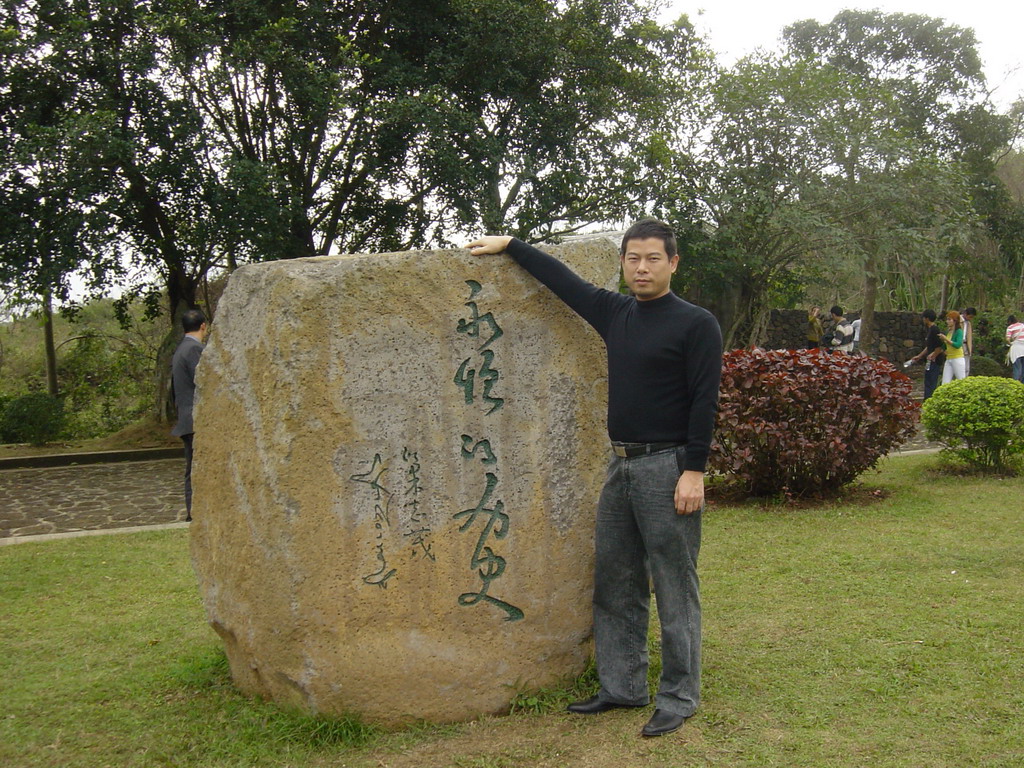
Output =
[
  {"x1": 482, "y1": 168, "x2": 505, "y2": 236},
  {"x1": 938, "y1": 268, "x2": 950, "y2": 315},
  {"x1": 154, "y1": 327, "x2": 179, "y2": 423},
  {"x1": 710, "y1": 278, "x2": 744, "y2": 351},
  {"x1": 860, "y1": 252, "x2": 879, "y2": 356},
  {"x1": 42, "y1": 292, "x2": 59, "y2": 397}
]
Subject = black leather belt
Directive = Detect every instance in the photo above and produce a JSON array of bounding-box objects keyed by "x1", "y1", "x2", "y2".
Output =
[{"x1": 611, "y1": 442, "x2": 683, "y2": 458}]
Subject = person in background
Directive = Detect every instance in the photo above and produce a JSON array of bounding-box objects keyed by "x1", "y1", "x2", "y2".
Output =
[
  {"x1": 938, "y1": 310, "x2": 966, "y2": 384},
  {"x1": 1007, "y1": 315, "x2": 1024, "y2": 383},
  {"x1": 171, "y1": 308, "x2": 208, "y2": 522},
  {"x1": 806, "y1": 306, "x2": 824, "y2": 349},
  {"x1": 908, "y1": 309, "x2": 945, "y2": 400},
  {"x1": 851, "y1": 317, "x2": 862, "y2": 354},
  {"x1": 962, "y1": 307, "x2": 976, "y2": 375},
  {"x1": 829, "y1": 306, "x2": 854, "y2": 353}
]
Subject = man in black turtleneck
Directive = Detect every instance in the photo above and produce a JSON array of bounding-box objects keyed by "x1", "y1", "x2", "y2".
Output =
[{"x1": 467, "y1": 219, "x2": 722, "y2": 738}]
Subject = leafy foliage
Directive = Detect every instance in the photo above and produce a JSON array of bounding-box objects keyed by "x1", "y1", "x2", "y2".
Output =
[
  {"x1": 665, "y1": 58, "x2": 851, "y2": 347},
  {"x1": 0, "y1": 392, "x2": 65, "y2": 444},
  {"x1": 710, "y1": 348, "x2": 919, "y2": 497},
  {"x1": 662, "y1": 10, "x2": 1014, "y2": 350},
  {"x1": 921, "y1": 376, "x2": 1024, "y2": 471},
  {"x1": 57, "y1": 333, "x2": 153, "y2": 438},
  {"x1": 2, "y1": 1, "x2": 1021, "y2": 376},
  {"x1": 971, "y1": 313, "x2": 1015, "y2": 371},
  {"x1": 969, "y1": 355, "x2": 1009, "y2": 378},
  {"x1": 1, "y1": 0, "x2": 713, "y2": 330},
  {"x1": 0, "y1": 297, "x2": 163, "y2": 441},
  {"x1": 779, "y1": 11, "x2": 1008, "y2": 351}
]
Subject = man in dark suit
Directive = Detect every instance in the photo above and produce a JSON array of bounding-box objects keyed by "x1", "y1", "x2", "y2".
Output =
[{"x1": 171, "y1": 308, "x2": 207, "y2": 521}]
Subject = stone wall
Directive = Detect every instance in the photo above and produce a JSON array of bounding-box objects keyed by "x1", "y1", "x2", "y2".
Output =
[
  {"x1": 765, "y1": 309, "x2": 923, "y2": 363},
  {"x1": 189, "y1": 241, "x2": 618, "y2": 725}
]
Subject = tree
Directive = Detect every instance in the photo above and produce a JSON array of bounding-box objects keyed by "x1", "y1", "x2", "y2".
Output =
[
  {"x1": 782, "y1": 10, "x2": 1001, "y2": 352},
  {"x1": 6, "y1": 0, "x2": 245, "y2": 420},
  {"x1": 0, "y1": 138, "x2": 115, "y2": 396},
  {"x1": 4, "y1": 0, "x2": 714, "y2": 295},
  {"x1": 0, "y1": 14, "x2": 121, "y2": 395},
  {"x1": 662, "y1": 56, "x2": 852, "y2": 347},
  {"x1": 154, "y1": 0, "x2": 431, "y2": 257},
  {"x1": 155, "y1": 0, "x2": 713, "y2": 253},
  {"x1": 960, "y1": 105, "x2": 1024, "y2": 309},
  {"x1": 1, "y1": 0, "x2": 227, "y2": 323},
  {"x1": 655, "y1": 9, "x2": 1004, "y2": 350},
  {"x1": 4, "y1": 0, "x2": 715, "y2": 419},
  {"x1": 412, "y1": 1, "x2": 714, "y2": 242}
]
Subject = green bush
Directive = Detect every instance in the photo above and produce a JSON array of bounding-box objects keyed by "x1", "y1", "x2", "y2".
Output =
[
  {"x1": 968, "y1": 355, "x2": 1009, "y2": 378},
  {"x1": 58, "y1": 333, "x2": 151, "y2": 439},
  {"x1": 971, "y1": 314, "x2": 1012, "y2": 362},
  {"x1": 921, "y1": 376, "x2": 1024, "y2": 472},
  {"x1": 1, "y1": 392, "x2": 66, "y2": 445},
  {"x1": 1, "y1": 297, "x2": 163, "y2": 441}
]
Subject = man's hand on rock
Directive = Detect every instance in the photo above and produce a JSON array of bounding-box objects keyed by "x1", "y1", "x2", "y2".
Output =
[{"x1": 466, "y1": 236, "x2": 512, "y2": 255}]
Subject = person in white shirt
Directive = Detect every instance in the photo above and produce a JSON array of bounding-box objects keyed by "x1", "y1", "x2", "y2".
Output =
[
  {"x1": 1007, "y1": 315, "x2": 1024, "y2": 383},
  {"x1": 962, "y1": 307, "x2": 976, "y2": 375}
]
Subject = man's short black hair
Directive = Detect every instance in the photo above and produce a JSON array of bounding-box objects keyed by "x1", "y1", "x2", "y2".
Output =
[
  {"x1": 830, "y1": 305, "x2": 843, "y2": 317},
  {"x1": 964, "y1": 307, "x2": 977, "y2": 317},
  {"x1": 922, "y1": 309, "x2": 937, "y2": 322},
  {"x1": 182, "y1": 308, "x2": 207, "y2": 333},
  {"x1": 620, "y1": 218, "x2": 678, "y2": 259},
  {"x1": 1009, "y1": 315, "x2": 1018, "y2": 325}
]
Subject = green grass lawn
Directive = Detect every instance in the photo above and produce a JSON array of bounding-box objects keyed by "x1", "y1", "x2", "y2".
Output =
[{"x1": 2, "y1": 453, "x2": 1022, "y2": 767}]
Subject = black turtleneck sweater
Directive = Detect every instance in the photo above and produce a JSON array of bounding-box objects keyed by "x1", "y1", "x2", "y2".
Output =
[{"x1": 506, "y1": 238, "x2": 723, "y2": 473}]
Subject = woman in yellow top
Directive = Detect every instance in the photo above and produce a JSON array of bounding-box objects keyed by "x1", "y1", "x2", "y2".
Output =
[
  {"x1": 806, "y1": 306, "x2": 824, "y2": 349},
  {"x1": 938, "y1": 310, "x2": 966, "y2": 384}
]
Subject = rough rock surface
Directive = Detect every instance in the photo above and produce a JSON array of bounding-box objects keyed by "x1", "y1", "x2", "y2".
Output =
[{"x1": 189, "y1": 241, "x2": 618, "y2": 724}]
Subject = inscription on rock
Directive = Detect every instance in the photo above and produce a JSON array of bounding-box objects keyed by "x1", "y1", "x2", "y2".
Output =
[{"x1": 189, "y1": 241, "x2": 618, "y2": 724}]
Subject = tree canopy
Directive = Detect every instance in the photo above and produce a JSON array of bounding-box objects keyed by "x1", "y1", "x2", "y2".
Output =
[
  {"x1": 1, "y1": 2, "x2": 1022, "y2": 357},
  {"x1": 2, "y1": 0, "x2": 715, "y2": 325},
  {"x1": 658, "y1": 10, "x2": 1017, "y2": 349}
]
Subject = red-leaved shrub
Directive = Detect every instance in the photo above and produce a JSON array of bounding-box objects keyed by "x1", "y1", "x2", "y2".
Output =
[{"x1": 710, "y1": 348, "x2": 919, "y2": 497}]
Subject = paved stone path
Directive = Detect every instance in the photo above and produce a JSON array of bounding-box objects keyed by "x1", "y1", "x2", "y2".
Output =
[
  {"x1": 0, "y1": 426, "x2": 941, "y2": 544},
  {"x1": 1, "y1": 459, "x2": 186, "y2": 541}
]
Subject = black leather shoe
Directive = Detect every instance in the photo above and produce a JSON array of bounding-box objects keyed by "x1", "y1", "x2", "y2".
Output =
[
  {"x1": 641, "y1": 708, "x2": 686, "y2": 737},
  {"x1": 566, "y1": 695, "x2": 644, "y2": 715}
]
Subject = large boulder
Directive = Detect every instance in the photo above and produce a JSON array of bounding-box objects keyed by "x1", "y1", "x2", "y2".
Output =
[{"x1": 189, "y1": 241, "x2": 618, "y2": 725}]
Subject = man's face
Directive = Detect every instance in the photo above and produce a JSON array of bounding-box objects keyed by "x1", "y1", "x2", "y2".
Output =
[{"x1": 621, "y1": 237, "x2": 678, "y2": 301}]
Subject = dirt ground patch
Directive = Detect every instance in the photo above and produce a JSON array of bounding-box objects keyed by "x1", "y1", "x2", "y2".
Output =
[
  {"x1": 0, "y1": 416, "x2": 178, "y2": 459},
  {"x1": 353, "y1": 709, "x2": 713, "y2": 768}
]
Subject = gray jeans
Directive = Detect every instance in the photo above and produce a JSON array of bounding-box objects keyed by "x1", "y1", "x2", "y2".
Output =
[{"x1": 593, "y1": 448, "x2": 702, "y2": 716}]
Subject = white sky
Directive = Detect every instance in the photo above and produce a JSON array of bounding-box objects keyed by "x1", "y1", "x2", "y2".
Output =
[{"x1": 663, "y1": 1, "x2": 1023, "y2": 110}]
